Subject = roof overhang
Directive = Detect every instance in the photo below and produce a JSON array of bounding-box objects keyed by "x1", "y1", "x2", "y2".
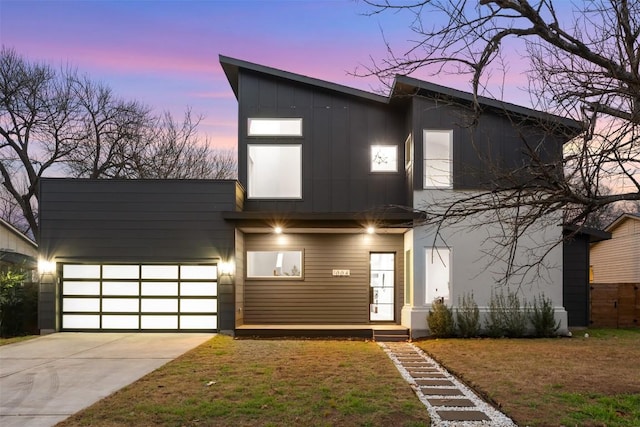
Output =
[
  {"x1": 222, "y1": 211, "x2": 415, "y2": 233},
  {"x1": 563, "y1": 225, "x2": 612, "y2": 243}
]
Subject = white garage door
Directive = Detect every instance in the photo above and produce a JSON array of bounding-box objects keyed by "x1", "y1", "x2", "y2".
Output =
[{"x1": 61, "y1": 264, "x2": 218, "y2": 331}]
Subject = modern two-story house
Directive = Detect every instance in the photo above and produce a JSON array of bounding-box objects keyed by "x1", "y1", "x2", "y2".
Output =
[{"x1": 37, "y1": 56, "x2": 581, "y2": 337}]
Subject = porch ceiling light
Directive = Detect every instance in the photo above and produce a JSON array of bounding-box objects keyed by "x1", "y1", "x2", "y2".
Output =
[
  {"x1": 274, "y1": 226, "x2": 283, "y2": 234},
  {"x1": 366, "y1": 226, "x2": 375, "y2": 234}
]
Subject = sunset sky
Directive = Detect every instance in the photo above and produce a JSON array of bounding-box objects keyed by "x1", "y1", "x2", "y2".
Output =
[{"x1": 0, "y1": 0, "x2": 532, "y2": 149}]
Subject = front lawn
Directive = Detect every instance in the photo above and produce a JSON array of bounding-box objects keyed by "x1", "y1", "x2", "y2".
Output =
[
  {"x1": 418, "y1": 328, "x2": 640, "y2": 426},
  {"x1": 58, "y1": 329, "x2": 640, "y2": 426},
  {"x1": 59, "y1": 337, "x2": 430, "y2": 427}
]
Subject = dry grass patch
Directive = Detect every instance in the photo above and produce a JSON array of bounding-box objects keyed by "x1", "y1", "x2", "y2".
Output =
[
  {"x1": 417, "y1": 328, "x2": 640, "y2": 426},
  {"x1": 60, "y1": 336, "x2": 429, "y2": 427},
  {"x1": 0, "y1": 335, "x2": 37, "y2": 346}
]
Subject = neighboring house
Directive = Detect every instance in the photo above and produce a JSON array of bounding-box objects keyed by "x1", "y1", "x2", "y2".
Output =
[
  {"x1": 0, "y1": 218, "x2": 37, "y2": 272},
  {"x1": 590, "y1": 213, "x2": 640, "y2": 283},
  {"x1": 37, "y1": 56, "x2": 581, "y2": 337}
]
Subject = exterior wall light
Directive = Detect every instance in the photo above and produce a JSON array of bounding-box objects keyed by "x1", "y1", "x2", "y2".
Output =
[
  {"x1": 38, "y1": 259, "x2": 56, "y2": 275},
  {"x1": 219, "y1": 261, "x2": 234, "y2": 276}
]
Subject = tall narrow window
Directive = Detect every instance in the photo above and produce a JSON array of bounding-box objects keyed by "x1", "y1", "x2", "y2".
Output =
[
  {"x1": 425, "y1": 248, "x2": 450, "y2": 303},
  {"x1": 248, "y1": 145, "x2": 302, "y2": 198},
  {"x1": 248, "y1": 118, "x2": 302, "y2": 137},
  {"x1": 424, "y1": 130, "x2": 452, "y2": 188}
]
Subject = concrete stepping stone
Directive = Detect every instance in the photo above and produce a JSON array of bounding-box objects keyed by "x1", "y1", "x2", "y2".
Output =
[
  {"x1": 427, "y1": 398, "x2": 475, "y2": 407},
  {"x1": 420, "y1": 387, "x2": 465, "y2": 396},
  {"x1": 437, "y1": 410, "x2": 491, "y2": 421},
  {"x1": 415, "y1": 379, "x2": 455, "y2": 387},
  {"x1": 409, "y1": 372, "x2": 447, "y2": 379}
]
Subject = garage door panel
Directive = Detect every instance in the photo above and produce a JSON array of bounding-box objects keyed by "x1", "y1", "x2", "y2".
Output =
[
  {"x1": 141, "y1": 315, "x2": 178, "y2": 329},
  {"x1": 103, "y1": 265, "x2": 140, "y2": 279},
  {"x1": 141, "y1": 265, "x2": 179, "y2": 279},
  {"x1": 102, "y1": 282, "x2": 139, "y2": 296},
  {"x1": 63, "y1": 281, "x2": 101, "y2": 295},
  {"x1": 181, "y1": 299, "x2": 218, "y2": 313},
  {"x1": 61, "y1": 263, "x2": 218, "y2": 332},
  {"x1": 180, "y1": 315, "x2": 217, "y2": 329},
  {"x1": 181, "y1": 282, "x2": 217, "y2": 296},
  {"x1": 63, "y1": 298, "x2": 100, "y2": 312},
  {"x1": 63, "y1": 314, "x2": 100, "y2": 329},
  {"x1": 181, "y1": 265, "x2": 217, "y2": 279},
  {"x1": 102, "y1": 298, "x2": 139, "y2": 312},
  {"x1": 102, "y1": 315, "x2": 139, "y2": 329},
  {"x1": 141, "y1": 282, "x2": 178, "y2": 296},
  {"x1": 64, "y1": 264, "x2": 101, "y2": 279}
]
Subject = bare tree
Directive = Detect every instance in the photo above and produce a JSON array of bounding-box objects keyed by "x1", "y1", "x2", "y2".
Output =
[
  {"x1": 131, "y1": 109, "x2": 237, "y2": 179},
  {"x1": 0, "y1": 47, "x2": 82, "y2": 236},
  {"x1": 65, "y1": 76, "x2": 151, "y2": 179},
  {"x1": 361, "y1": 0, "x2": 640, "y2": 273},
  {"x1": 1, "y1": 47, "x2": 238, "y2": 237}
]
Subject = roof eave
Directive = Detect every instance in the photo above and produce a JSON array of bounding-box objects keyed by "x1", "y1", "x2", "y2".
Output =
[{"x1": 219, "y1": 55, "x2": 389, "y2": 104}]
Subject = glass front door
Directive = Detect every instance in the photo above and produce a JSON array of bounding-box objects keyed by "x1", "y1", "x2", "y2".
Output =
[{"x1": 370, "y1": 253, "x2": 395, "y2": 321}]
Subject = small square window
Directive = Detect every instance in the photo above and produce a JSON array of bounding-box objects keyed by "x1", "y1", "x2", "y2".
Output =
[
  {"x1": 371, "y1": 145, "x2": 398, "y2": 172},
  {"x1": 248, "y1": 118, "x2": 302, "y2": 137}
]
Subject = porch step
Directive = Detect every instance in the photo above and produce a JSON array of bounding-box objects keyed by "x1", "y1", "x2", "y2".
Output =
[{"x1": 373, "y1": 328, "x2": 409, "y2": 342}]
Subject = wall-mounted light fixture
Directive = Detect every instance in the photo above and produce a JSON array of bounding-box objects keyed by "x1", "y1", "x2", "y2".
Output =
[
  {"x1": 38, "y1": 258, "x2": 56, "y2": 275},
  {"x1": 219, "y1": 261, "x2": 235, "y2": 277}
]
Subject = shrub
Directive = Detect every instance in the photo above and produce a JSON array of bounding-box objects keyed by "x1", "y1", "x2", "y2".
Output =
[
  {"x1": 485, "y1": 288, "x2": 528, "y2": 338},
  {"x1": 427, "y1": 298, "x2": 455, "y2": 338},
  {"x1": 0, "y1": 267, "x2": 36, "y2": 337},
  {"x1": 529, "y1": 294, "x2": 560, "y2": 337},
  {"x1": 456, "y1": 292, "x2": 480, "y2": 338}
]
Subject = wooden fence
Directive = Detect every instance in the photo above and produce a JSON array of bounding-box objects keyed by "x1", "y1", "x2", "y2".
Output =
[{"x1": 590, "y1": 283, "x2": 640, "y2": 328}]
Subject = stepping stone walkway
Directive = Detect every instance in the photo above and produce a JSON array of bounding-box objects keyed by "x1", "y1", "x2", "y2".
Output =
[{"x1": 380, "y1": 342, "x2": 516, "y2": 427}]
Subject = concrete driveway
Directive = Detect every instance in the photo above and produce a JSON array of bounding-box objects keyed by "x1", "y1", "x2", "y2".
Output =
[{"x1": 0, "y1": 332, "x2": 214, "y2": 427}]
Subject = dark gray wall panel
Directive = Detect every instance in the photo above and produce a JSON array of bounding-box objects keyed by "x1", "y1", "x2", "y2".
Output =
[
  {"x1": 411, "y1": 97, "x2": 564, "y2": 190},
  {"x1": 238, "y1": 70, "x2": 409, "y2": 214},
  {"x1": 563, "y1": 234, "x2": 590, "y2": 327},
  {"x1": 39, "y1": 179, "x2": 239, "y2": 263}
]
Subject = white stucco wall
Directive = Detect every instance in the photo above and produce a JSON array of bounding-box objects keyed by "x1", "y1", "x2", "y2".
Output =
[{"x1": 407, "y1": 190, "x2": 567, "y2": 337}]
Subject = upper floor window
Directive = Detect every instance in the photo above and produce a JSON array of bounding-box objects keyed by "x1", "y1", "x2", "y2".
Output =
[
  {"x1": 371, "y1": 145, "x2": 398, "y2": 172},
  {"x1": 248, "y1": 118, "x2": 303, "y2": 137},
  {"x1": 248, "y1": 144, "x2": 302, "y2": 199},
  {"x1": 424, "y1": 129, "x2": 452, "y2": 188}
]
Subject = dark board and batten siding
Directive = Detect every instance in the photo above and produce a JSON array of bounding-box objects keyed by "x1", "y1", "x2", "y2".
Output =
[
  {"x1": 243, "y1": 233, "x2": 404, "y2": 324},
  {"x1": 563, "y1": 234, "x2": 591, "y2": 327},
  {"x1": 411, "y1": 97, "x2": 564, "y2": 191},
  {"x1": 39, "y1": 179, "x2": 240, "y2": 262},
  {"x1": 238, "y1": 70, "x2": 409, "y2": 214},
  {"x1": 38, "y1": 179, "x2": 241, "y2": 332}
]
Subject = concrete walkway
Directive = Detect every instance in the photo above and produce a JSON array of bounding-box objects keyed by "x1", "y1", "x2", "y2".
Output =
[
  {"x1": 0, "y1": 333, "x2": 214, "y2": 427},
  {"x1": 380, "y1": 342, "x2": 516, "y2": 427}
]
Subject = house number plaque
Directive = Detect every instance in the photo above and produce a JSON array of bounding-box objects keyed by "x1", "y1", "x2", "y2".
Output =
[{"x1": 332, "y1": 269, "x2": 350, "y2": 277}]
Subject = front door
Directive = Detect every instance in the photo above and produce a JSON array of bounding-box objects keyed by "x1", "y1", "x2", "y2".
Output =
[{"x1": 370, "y1": 253, "x2": 395, "y2": 321}]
